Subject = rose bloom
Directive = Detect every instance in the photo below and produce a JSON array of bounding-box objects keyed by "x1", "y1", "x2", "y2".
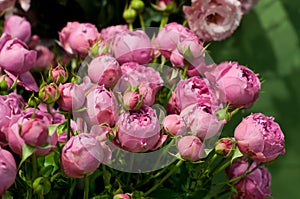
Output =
[
  {"x1": 226, "y1": 158, "x2": 272, "y2": 199},
  {"x1": 0, "y1": 33, "x2": 37, "y2": 75},
  {"x1": 3, "y1": 15, "x2": 31, "y2": 43},
  {"x1": 88, "y1": 54, "x2": 122, "y2": 88},
  {"x1": 100, "y1": 24, "x2": 128, "y2": 41},
  {"x1": 33, "y1": 45, "x2": 55, "y2": 69},
  {"x1": 111, "y1": 30, "x2": 154, "y2": 64},
  {"x1": 116, "y1": 105, "x2": 167, "y2": 152},
  {"x1": 61, "y1": 133, "x2": 104, "y2": 178},
  {"x1": 206, "y1": 61, "x2": 261, "y2": 108},
  {"x1": 0, "y1": 148, "x2": 17, "y2": 197},
  {"x1": 234, "y1": 113, "x2": 285, "y2": 162},
  {"x1": 59, "y1": 21, "x2": 101, "y2": 56},
  {"x1": 162, "y1": 114, "x2": 187, "y2": 136},
  {"x1": 177, "y1": 135, "x2": 204, "y2": 161},
  {"x1": 183, "y1": 0, "x2": 243, "y2": 41}
]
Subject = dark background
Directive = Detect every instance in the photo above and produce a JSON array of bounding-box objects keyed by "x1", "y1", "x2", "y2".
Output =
[{"x1": 23, "y1": 0, "x2": 300, "y2": 197}]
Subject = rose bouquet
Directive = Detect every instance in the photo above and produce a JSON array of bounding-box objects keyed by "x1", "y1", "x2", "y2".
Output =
[{"x1": 0, "y1": 0, "x2": 285, "y2": 199}]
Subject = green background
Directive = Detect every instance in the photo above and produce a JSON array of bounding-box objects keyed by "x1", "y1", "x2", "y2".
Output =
[{"x1": 209, "y1": 0, "x2": 300, "y2": 198}]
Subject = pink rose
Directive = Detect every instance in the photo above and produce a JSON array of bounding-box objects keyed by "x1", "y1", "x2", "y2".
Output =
[
  {"x1": 111, "y1": 30, "x2": 153, "y2": 64},
  {"x1": 3, "y1": 15, "x2": 31, "y2": 43},
  {"x1": 0, "y1": 33, "x2": 37, "y2": 75},
  {"x1": 59, "y1": 21, "x2": 101, "y2": 56},
  {"x1": 38, "y1": 83, "x2": 60, "y2": 104},
  {"x1": 0, "y1": 0, "x2": 15, "y2": 14},
  {"x1": 21, "y1": 118, "x2": 49, "y2": 147},
  {"x1": 207, "y1": 61, "x2": 261, "y2": 108},
  {"x1": 33, "y1": 45, "x2": 55, "y2": 69},
  {"x1": 113, "y1": 193, "x2": 131, "y2": 199},
  {"x1": 84, "y1": 85, "x2": 119, "y2": 126},
  {"x1": 239, "y1": 0, "x2": 259, "y2": 13},
  {"x1": 116, "y1": 106, "x2": 167, "y2": 152},
  {"x1": 234, "y1": 113, "x2": 285, "y2": 162},
  {"x1": 57, "y1": 83, "x2": 85, "y2": 112},
  {"x1": 51, "y1": 65, "x2": 67, "y2": 84},
  {"x1": 88, "y1": 54, "x2": 122, "y2": 88},
  {"x1": 177, "y1": 135, "x2": 204, "y2": 161},
  {"x1": 226, "y1": 158, "x2": 272, "y2": 199},
  {"x1": 180, "y1": 104, "x2": 224, "y2": 140},
  {"x1": 0, "y1": 148, "x2": 17, "y2": 196},
  {"x1": 183, "y1": 0, "x2": 243, "y2": 41},
  {"x1": 215, "y1": 137, "x2": 234, "y2": 157},
  {"x1": 100, "y1": 24, "x2": 128, "y2": 41},
  {"x1": 162, "y1": 114, "x2": 187, "y2": 136},
  {"x1": 61, "y1": 133, "x2": 104, "y2": 178},
  {"x1": 123, "y1": 91, "x2": 142, "y2": 111}
]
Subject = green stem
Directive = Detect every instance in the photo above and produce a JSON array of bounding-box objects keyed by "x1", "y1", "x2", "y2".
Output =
[
  {"x1": 159, "y1": 15, "x2": 169, "y2": 30},
  {"x1": 32, "y1": 153, "x2": 38, "y2": 180},
  {"x1": 144, "y1": 159, "x2": 184, "y2": 196},
  {"x1": 212, "y1": 160, "x2": 232, "y2": 176},
  {"x1": 139, "y1": 13, "x2": 145, "y2": 30},
  {"x1": 83, "y1": 175, "x2": 89, "y2": 199},
  {"x1": 129, "y1": 23, "x2": 133, "y2": 31},
  {"x1": 182, "y1": 63, "x2": 189, "y2": 79},
  {"x1": 66, "y1": 112, "x2": 72, "y2": 141},
  {"x1": 68, "y1": 179, "x2": 77, "y2": 199}
]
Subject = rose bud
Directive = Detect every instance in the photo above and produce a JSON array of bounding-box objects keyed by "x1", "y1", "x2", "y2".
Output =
[
  {"x1": 215, "y1": 137, "x2": 235, "y2": 157},
  {"x1": 88, "y1": 55, "x2": 122, "y2": 88},
  {"x1": 33, "y1": 45, "x2": 55, "y2": 69},
  {"x1": 0, "y1": 34, "x2": 37, "y2": 75},
  {"x1": 180, "y1": 104, "x2": 224, "y2": 140},
  {"x1": 61, "y1": 133, "x2": 104, "y2": 178},
  {"x1": 50, "y1": 65, "x2": 68, "y2": 84},
  {"x1": 177, "y1": 135, "x2": 204, "y2": 162},
  {"x1": 162, "y1": 114, "x2": 187, "y2": 136},
  {"x1": 21, "y1": 118, "x2": 49, "y2": 147},
  {"x1": 59, "y1": 21, "x2": 101, "y2": 56},
  {"x1": 155, "y1": 0, "x2": 177, "y2": 13},
  {"x1": 122, "y1": 8, "x2": 137, "y2": 24},
  {"x1": 113, "y1": 193, "x2": 131, "y2": 199},
  {"x1": 57, "y1": 83, "x2": 85, "y2": 112},
  {"x1": 239, "y1": 0, "x2": 259, "y2": 13},
  {"x1": 38, "y1": 83, "x2": 60, "y2": 104},
  {"x1": 183, "y1": 0, "x2": 242, "y2": 41},
  {"x1": 123, "y1": 91, "x2": 142, "y2": 111},
  {"x1": 156, "y1": 22, "x2": 198, "y2": 58},
  {"x1": 100, "y1": 24, "x2": 128, "y2": 41},
  {"x1": 116, "y1": 105, "x2": 167, "y2": 152},
  {"x1": 0, "y1": 148, "x2": 17, "y2": 196},
  {"x1": 234, "y1": 113, "x2": 285, "y2": 162},
  {"x1": 111, "y1": 30, "x2": 153, "y2": 64},
  {"x1": 206, "y1": 61, "x2": 261, "y2": 108},
  {"x1": 226, "y1": 158, "x2": 272, "y2": 199},
  {"x1": 3, "y1": 15, "x2": 31, "y2": 43},
  {"x1": 0, "y1": 74, "x2": 14, "y2": 92}
]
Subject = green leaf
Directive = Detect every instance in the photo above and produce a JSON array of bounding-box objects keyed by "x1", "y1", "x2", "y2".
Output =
[
  {"x1": 231, "y1": 147, "x2": 243, "y2": 163},
  {"x1": 48, "y1": 124, "x2": 58, "y2": 136},
  {"x1": 19, "y1": 144, "x2": 35, "y2": 168}
]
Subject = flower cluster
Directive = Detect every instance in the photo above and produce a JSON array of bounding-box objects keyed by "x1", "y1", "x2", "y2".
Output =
[{"x1": 0, "y1": 0, "x2": 285, "y2": 198}]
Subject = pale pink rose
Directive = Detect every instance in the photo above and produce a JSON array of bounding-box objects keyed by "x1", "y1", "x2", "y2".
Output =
[
  {"x1": 183, "y1": 0, "x2": 243, "y2": 41},
  {"x1": 111, "y1": 30, "x2": 153, "y2": 64},
  {"x1": 0, "y1": 148, "x2": 17, "y2": 197},
  {"x1": 100, "y1": 24, "x2": 128, "y2": 41},
  {"x1": 206, "y1": 61, "x2": 261, "y2": 108},
  {"x1": 177, "y1": 135, "x2": 204, "y2": 161},
  {"x1": 0, "y1": 33, "x2": 37, "y2": 75},
  {"x1": 3, "y1": 15, "x2": 31, "y2": 43},
  {"x1": 226, "y1": 158, "x2": 272, "y2": 199},
  {"x1": 180, "y1": 104, "x2": 224, "y2": 140},
  {"x1": 61, "y1": 133, "x2": 104, "y2": 178},
  {"x1": 162, "y1": 114, "x2": 187, "y2": 136},
  {"x1": 5, "y1": 70, "x2": 38, "y2": 91},
  {"x1": 59, "y1": 21, "x2": 101, "y2": 56},
  {"x1": 234, "y1": 113, "x2": 285, "y2": 162},
  {"x1": 21, "y1": 118, "x2": 48, "y2": 147},
  {"x1": 57, "y1": 83, "x2": 85, "y2": 112},
  {"x1": 88, "y1": 54, "x2": 122, "y2": 88},
  {"x1": 116, "y1": 106, "x2": 167, "y2": 152}
]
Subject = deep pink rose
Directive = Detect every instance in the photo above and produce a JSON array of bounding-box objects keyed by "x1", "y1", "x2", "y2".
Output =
[
  {"x1": 61, "y1": 133, "x2": 104, "y2": 178},
  {"x1": 162, "y1": 114, "x2": 186, "y2": 136},
  {"x1": 156, "y1": 22, "x2": 198, "y2": 58},
  {"x1": 84, "y1": 85, "x2": 119, "y2": 126},
  {"x1": 116, "y1": 106, "x2": 167, "y2": 152},
  {"x1": 33, "y1": 45, "x2": 55, "y2": 69},
  {"x1": 21, "y1": 118, "x2": 48, "y2": 147},
  {"x1": 234, "y1": 113, "x2": 285, "y2": 162},
  {"x1": 0, "y1": 33, "x2": 37, "y2": 75},
  {"x1": 206, "y1": 61, "x2": 261, "y2": 108},
  {"x1": 226, "y1": 158, "x2": 272, "y2": 199},
  {"x1": 177, "y1": 135, "x2": 204, "y2": 161},
  {"x1": 3, "y1": 15, "x2": 31, "y2": 43},
  {"x1": 57, "y1": 83, "x2": 85, "y2": 112},
  {"x1": 88, "y1": 54, "x2": 122, "y2": 88},
  {"x1": 111, "y1": 30, "x2": 153, "y2": 64},
  {"x1": 0, "y1": 148, "x2": 17, "y2": 197},
  {"x1": 183, "y1": 0, "x2": 242, "y2": 41},
  {"x1": 100, "y1": 24, "x2": 128, "y2": 41},
  {"x1": 239, "y1": 0, "x2": 259, "y2": 13},
  {"x1": 180, "y1": 104, "x2": 224, "y2": 140},
  {"x1": 59, "y1": 21, "x2": 101, "y2": 56}
]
